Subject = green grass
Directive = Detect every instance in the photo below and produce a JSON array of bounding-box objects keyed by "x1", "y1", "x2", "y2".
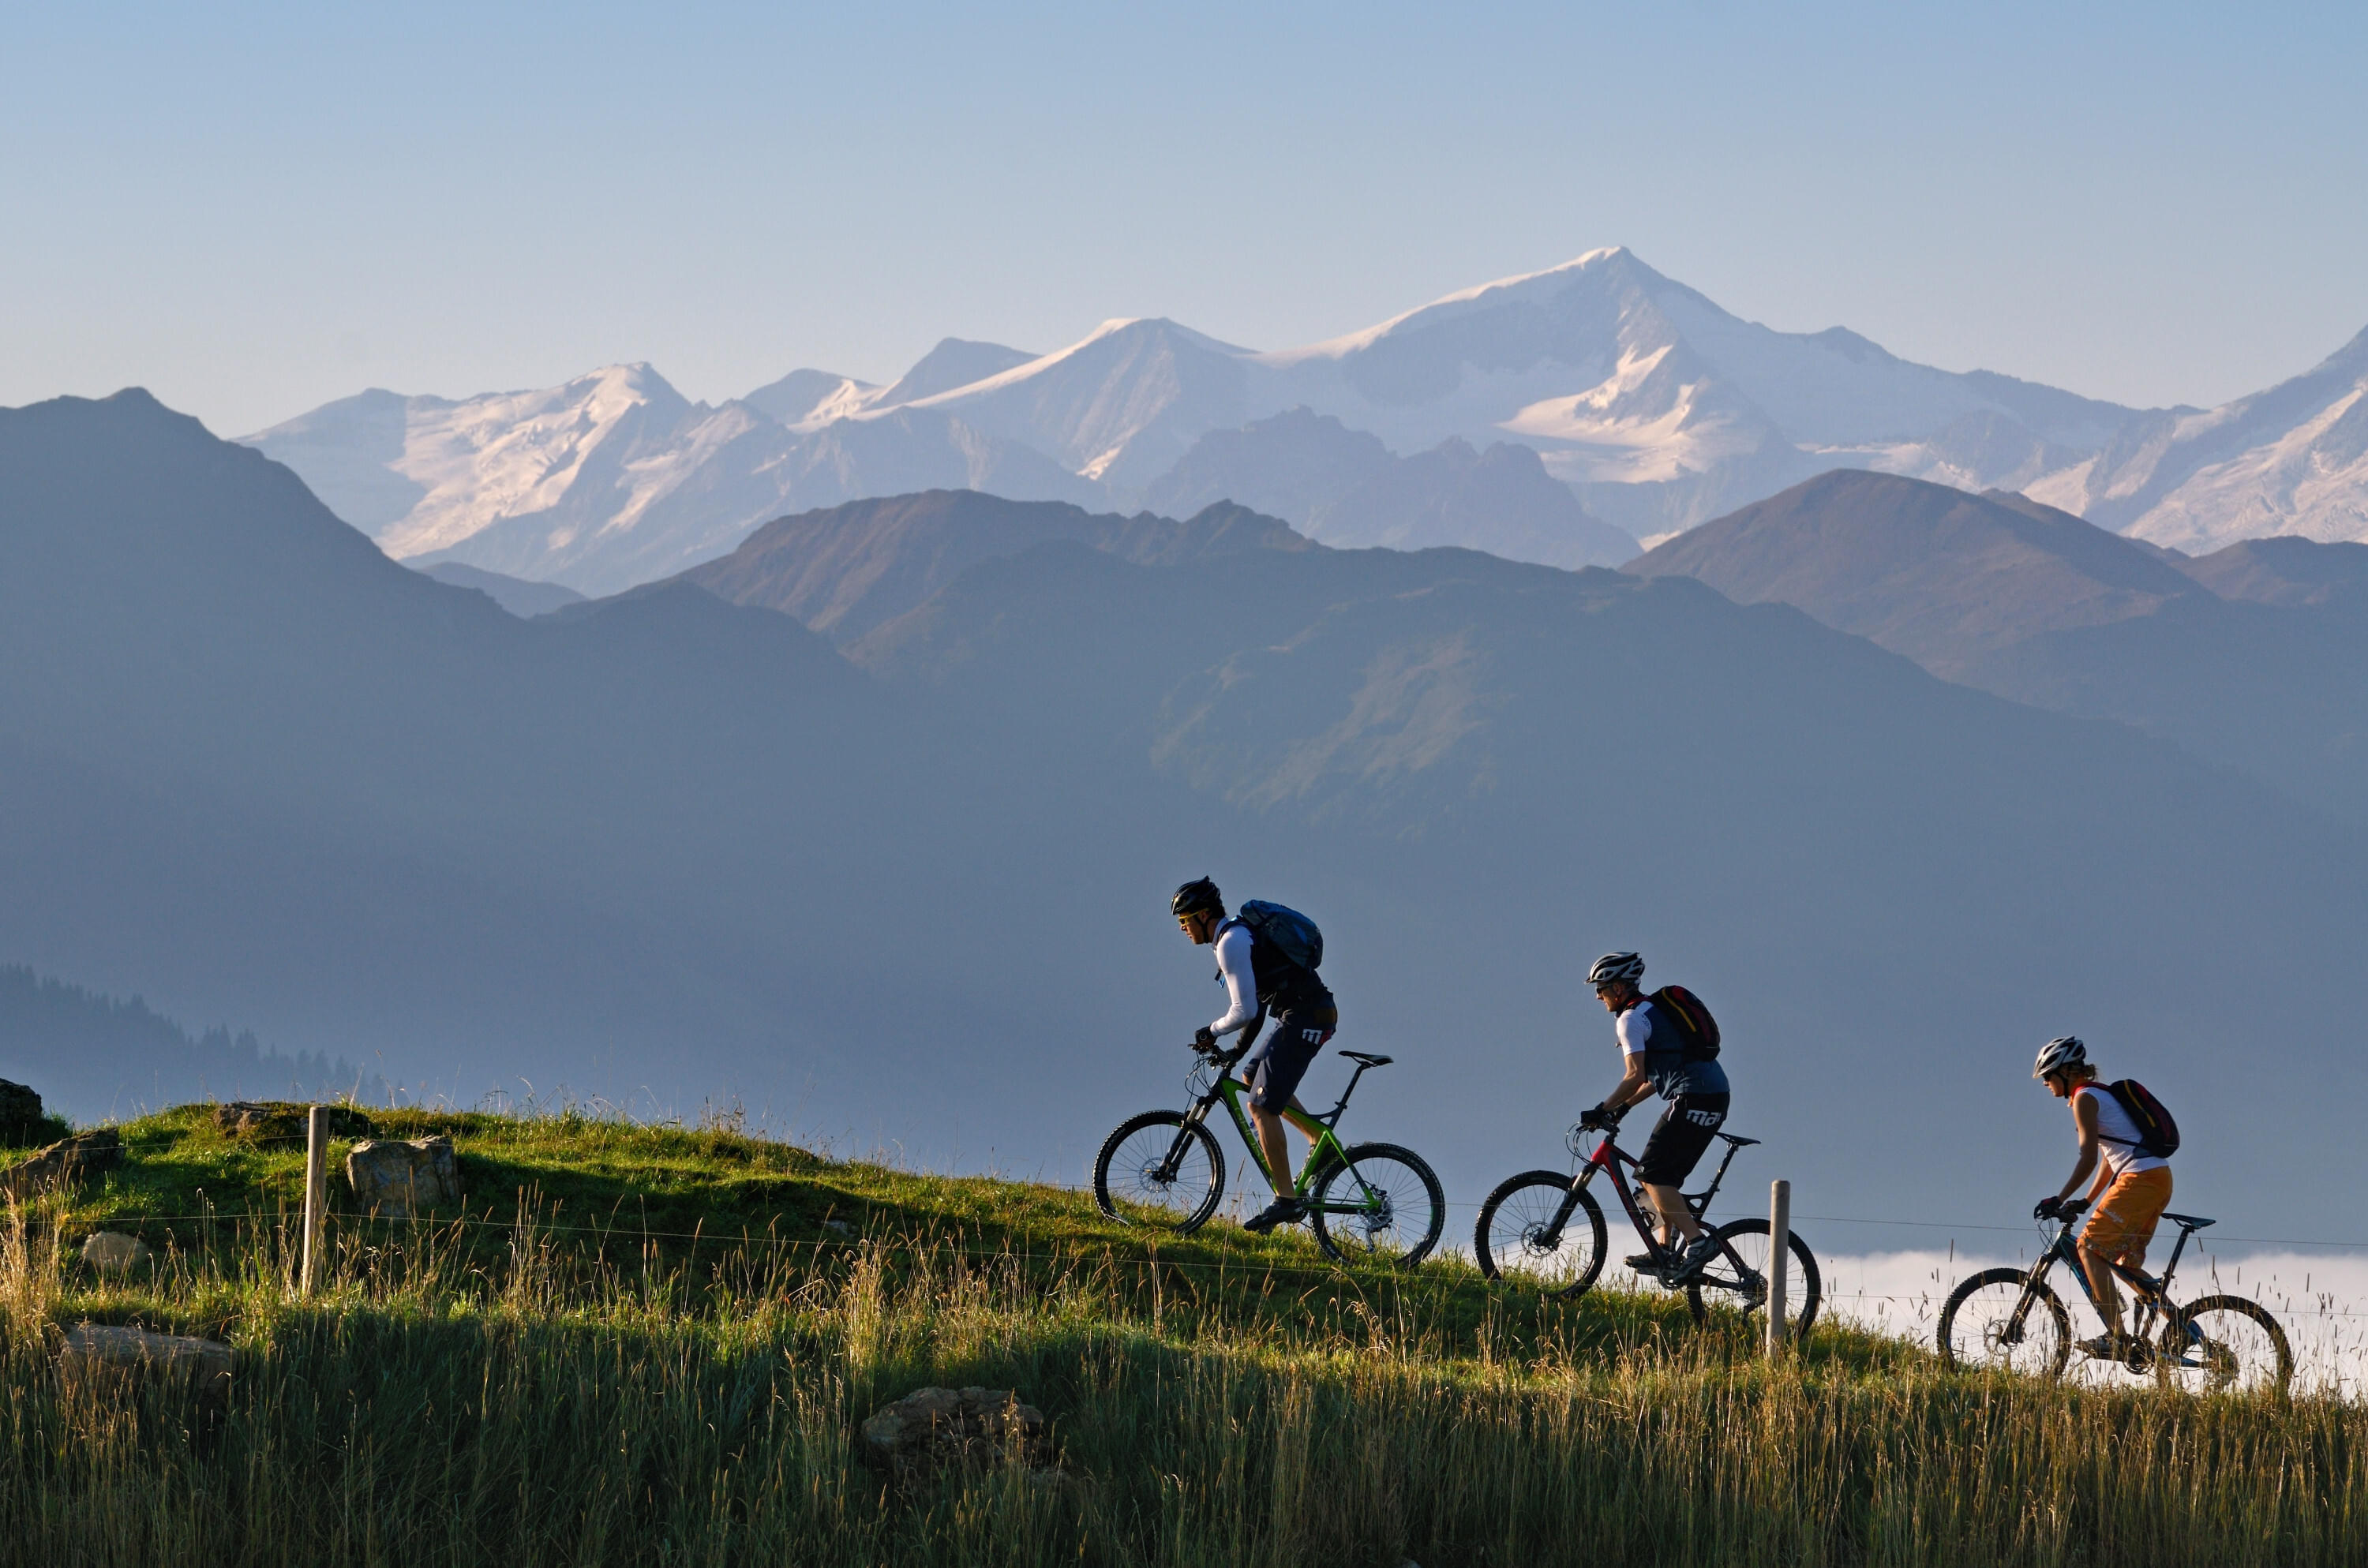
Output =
[{"x1": 2, "y1": 1106, "x2": 2360, "y2": 1566}]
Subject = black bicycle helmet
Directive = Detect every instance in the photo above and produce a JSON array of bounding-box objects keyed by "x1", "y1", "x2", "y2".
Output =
[{"x1": 1171, "y1": 877, "x2": 1224, "y2": 919}]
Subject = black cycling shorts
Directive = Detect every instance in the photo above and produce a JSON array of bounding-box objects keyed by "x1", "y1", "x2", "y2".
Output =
[
  {"x1": 1635, "y1": 1092, "x2": 1729, "y2": 1186},
  {"x1": 1246, "y1": 1005, "x2": 1338, "y2": 1110}
]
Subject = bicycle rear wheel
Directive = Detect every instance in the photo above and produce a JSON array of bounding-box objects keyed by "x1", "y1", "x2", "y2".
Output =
[
  {"x1": 1937, "y1": 1267, "x2": 2071, "y2": 1377},
  {"x1": 1310, "y1": 1142, "x2": 1444, "y2": 1267},
  {"x1": 1474, "y1": 1171, "x2": 1606, "y2": 1298},
  {"x1": 2160, "y1": 1295, "x2": 2293, "y2": 1394},
  {"x1": 1093, "y1": 1111, "x2": 1224, "y2": 1234},
  {"x1": 1687, "y1": 1217, "x2": 1821, "y2": 1336}
]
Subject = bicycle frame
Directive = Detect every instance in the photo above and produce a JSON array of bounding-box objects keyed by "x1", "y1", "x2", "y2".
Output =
[
  {"x1": 2006, "y1": 1206, "x2": 2200, "y2": 1345},
  {"x1": 1557, "y1": 1124, "x2": 1750, "y2": 1248},
  {"x1": 1161, "y1": 1052, "x2": 1382, "y2": 1206}
]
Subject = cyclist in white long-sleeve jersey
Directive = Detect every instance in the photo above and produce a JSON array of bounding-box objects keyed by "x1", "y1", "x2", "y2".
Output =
[{"x1": 1171, "y1": 877, "x2": 1337, "y2": 1234}]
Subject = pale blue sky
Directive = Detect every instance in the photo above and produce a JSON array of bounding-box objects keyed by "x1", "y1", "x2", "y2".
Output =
[{"x1": 5, "y1": 2, "x2": 2362, "y2": 434}]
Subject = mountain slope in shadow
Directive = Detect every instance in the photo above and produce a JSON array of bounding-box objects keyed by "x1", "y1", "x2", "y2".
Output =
[
  {"x1": 677, "y1": 488, "x2": 1310, "y2": 643},
  {"x1": 1628, "y1": 470, "x2": 2202, "y2": 675},
  {"x1": 1631, "y1": 468, "x2": 2368, "y2": 827}
]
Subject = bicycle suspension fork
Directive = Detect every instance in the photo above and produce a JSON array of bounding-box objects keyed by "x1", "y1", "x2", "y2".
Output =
[
  {"x1": 1155, "y1": 1095, "x2": 1222, "y2": 1182},
  {"x1": 1540, "y1": 1156, "x2": 1603, "y2": 1237}
]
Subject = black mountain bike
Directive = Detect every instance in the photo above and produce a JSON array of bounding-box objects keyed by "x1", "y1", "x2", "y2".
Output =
[
  {"x1": 1094, "y1": 1045, "x2": 1445, "y2": 1267},
  {"x1": 1937, "y1": 1199, "x2": 2293, "y2": 1393},
  {"x1": 1474, "y1": 1108, "x2": 1821, "y2": 1333}
]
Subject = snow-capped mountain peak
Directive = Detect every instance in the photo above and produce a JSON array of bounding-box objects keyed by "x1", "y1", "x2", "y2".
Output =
[
  {"x1": 2023, "y1": 320, "x2": 2368, "y2": 552},
  {"x1": 1257, "y1": 247, "x2": 1637, "y2": 367},
  {"x1": 886, "y1": 318, "x2": 1261, "y2": 488},
  {"x1": 238, "y1": 257, "x2": 2368, "y2": 598}
]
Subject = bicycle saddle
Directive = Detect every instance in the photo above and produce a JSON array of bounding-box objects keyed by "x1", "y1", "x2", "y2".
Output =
[
  {"x1": 1337, "y1": 1050, "x2": 1393, "y2": 1068},
  {"x1": 1714, "y1": 1133, "x2": 1761, "y2": 1147},
  {"x1": 2162, "y1": 1211, "x2": 2216, "y2": 1231}
]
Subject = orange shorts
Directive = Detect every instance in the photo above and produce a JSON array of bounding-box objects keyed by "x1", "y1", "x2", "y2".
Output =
[{"x1": 2081, "y1": 1166, "x2": 2172, "y2": 1263}]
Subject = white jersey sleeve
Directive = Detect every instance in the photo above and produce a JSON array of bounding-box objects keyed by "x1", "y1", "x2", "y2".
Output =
[
  {"x1": 1616, "y1": 1003, "x2": 1653, "y2": 1057},
  {"x1": 1208, "y1": 922, "x2": 1260, "y2": 1038}
]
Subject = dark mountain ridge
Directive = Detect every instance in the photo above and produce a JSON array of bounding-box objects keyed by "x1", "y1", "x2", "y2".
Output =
[
  {"x1": 1631, "y1": 467, "x2": 2368, "y2": 827},
  {"x1": 678, "y1": 489, "x2": 1310, "y2": 643},
  {"x1": 2173, "y1": 535, "x2": 2368, "y2": 607},
  {"x1": 418, "y1": 560, "x2": 586, "y2": 617},
  {"x1": 1629, "y1": 470, "x2": 2202, "y2": 675},
  {"x1": 1142, "y1": 407, "x2": 1640, "y2": 568}
]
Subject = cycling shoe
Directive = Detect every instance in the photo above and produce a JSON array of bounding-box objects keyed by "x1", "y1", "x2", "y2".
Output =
[
  {"x1": 1242, "y1": 1197, "x2": 1307, "y2": 1234},
  {"x1": 1667, "y1": 1233, "x2": 1725, "y2": 1281}
]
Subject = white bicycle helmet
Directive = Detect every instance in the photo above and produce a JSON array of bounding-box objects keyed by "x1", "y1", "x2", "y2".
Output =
[
  {"x1": 1587, "y1": 951, "x2": 1646, "y2": 988},
  {"x1": 2032, "y1": 1035, "x2": 2088, "y2": 1079}
]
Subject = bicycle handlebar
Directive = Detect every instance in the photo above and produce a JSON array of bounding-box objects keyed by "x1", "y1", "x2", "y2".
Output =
[
  {"x1": 1566, "y1": 1110, "x2": 1627, "y2": 1158},
  {"x1": 2043, "y1": 1197, "x2": 2090, "y2": 1231}
]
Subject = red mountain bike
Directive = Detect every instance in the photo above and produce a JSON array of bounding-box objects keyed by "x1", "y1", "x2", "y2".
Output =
[{"x1": 1475, "y1": 1107, "x2": 1821, "y2": 1333}]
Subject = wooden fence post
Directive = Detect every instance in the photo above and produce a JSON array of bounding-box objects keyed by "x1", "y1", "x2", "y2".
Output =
[
  {"x1": 301, "y1": 1105, "x2": 328, "y2": 1297},
  {"x1": 1767, "y1": 1178, "x2": 1792, "y2": 1356}
]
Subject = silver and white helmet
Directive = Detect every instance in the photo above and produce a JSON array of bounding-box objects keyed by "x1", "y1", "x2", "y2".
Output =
[
  {"x1": 1587, "y1": 951, "x2": 1646, "y2": 988},
  {"x1": 2033, "y1": 1035, "x2": 2088, "y2": 1079}
]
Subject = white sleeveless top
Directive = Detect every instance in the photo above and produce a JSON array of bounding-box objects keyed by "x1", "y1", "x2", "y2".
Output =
[{"x1": 2075, "y1": 1084, "x2": 2169, "y2": 1180}]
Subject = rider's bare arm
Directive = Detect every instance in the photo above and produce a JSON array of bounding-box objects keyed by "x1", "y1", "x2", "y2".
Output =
[
  {"x1": 1603, "y1": 1059, "x2": 1654, "y2": 1115},
  {"x1": 2056, "y1": 1091, "x2": 2104, "y2": 1203},
  {"x1": 1599, "y1": 1003, "x2": 1660, "y2": 1116}
]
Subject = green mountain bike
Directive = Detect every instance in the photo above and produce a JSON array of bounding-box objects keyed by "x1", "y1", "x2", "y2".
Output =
[{"x1": 1093, "y1": 1044, "x2": 1445, "y2": 1267}]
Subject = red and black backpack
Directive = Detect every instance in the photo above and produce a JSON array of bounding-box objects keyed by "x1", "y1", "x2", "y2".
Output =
[
  {"x1": 2104, "y1": 1079, "x2": 2180, "y2": 1158},
  {"x1": 1647, "y1": 985, "x2": 1721, "y2": 1061}
]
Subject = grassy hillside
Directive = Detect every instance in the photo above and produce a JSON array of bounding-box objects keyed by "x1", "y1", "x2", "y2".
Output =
[{"x1": 2, "y1": 1107, "x2": 2359, "y2": 1566}]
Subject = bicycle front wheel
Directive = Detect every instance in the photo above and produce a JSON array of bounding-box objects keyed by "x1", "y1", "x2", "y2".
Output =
[
  {"x1": 1310, "y1": 1142, "x2": 1444, "y2": 1267},
  {"x1": 1093, "y1": 1110, "x2": 1224, "y2": 1234},
  {"x1": 2161, "y1": 1295, "x2": 2293, "y2": 1395},
  {"x1": 1474, "y1": 1171, "x2": 1606, "y2": 1298},
  {"x1": 1938, "y1": 1267, "x2": 2071, "y2": 1377},
  {"x1": 1688, "y1": 1217, "x2": 1821, "y2": 1336}
]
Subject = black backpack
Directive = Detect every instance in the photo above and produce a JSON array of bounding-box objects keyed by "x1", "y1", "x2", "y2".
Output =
[
  {"x1": 1648, "y1": 985, "x2": 1721, "y2": 1061},
  {"x1": 1236, "y1": 900, "x2": 1324, "y2": 974},
  {"x1": 2104, "y1": 1079, "x2": 2179, "y2": 1158}
]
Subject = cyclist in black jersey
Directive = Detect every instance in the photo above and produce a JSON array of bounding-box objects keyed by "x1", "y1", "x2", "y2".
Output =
[
  {"x1": 1171, "y1": 877, "x2": 1339, "y2": 1233},
  {"x1": 1576, "y1": 951, "x2": 1731, "y2": 1278}
]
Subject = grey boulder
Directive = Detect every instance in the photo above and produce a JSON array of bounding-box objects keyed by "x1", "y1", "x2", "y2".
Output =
[
  {"x1": 60, "y1": 1324, "x2": 234, "y2": 1401},
  {"x1": 1, "y1": 1128, "x2": 124, "y2": 1200},
  {"x1": 80, "y1": 1231, "x2": 154, "y2": 1275},
  {"x1": 345, "y1": 1136, "x2": 463, "y2": 1218},
  {"x1": 214, "y1": 1102, "x2": 373, "y2": 1141},
  {"x1": 859, "y1": 1386, "x2": 1051, "y2": 1485},
  {"x1": 0, "y1": 1077, "x2": 41, "y2": 1139}
]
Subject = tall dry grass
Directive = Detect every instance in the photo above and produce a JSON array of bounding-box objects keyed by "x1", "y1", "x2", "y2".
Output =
[{"x1": 2, "y1": 1191, "x2": 2362, "y2": 1566}]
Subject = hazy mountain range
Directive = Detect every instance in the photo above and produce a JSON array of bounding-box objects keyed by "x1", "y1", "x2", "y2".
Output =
[
  {"x1": 240, "y1": 249, "x2": 2368, "y2": 597},
  {"x1": 9, "y1": 387, "x2": 2366, "y2": 1237}
]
